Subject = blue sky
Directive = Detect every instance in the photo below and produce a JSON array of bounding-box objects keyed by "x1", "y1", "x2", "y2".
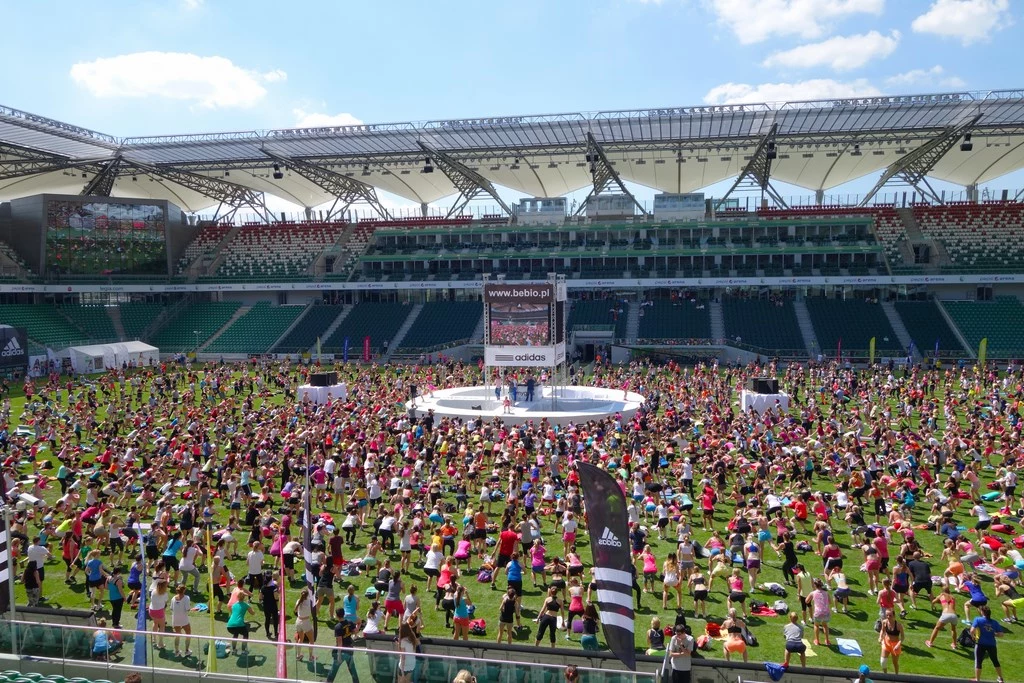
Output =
[{"x1": 1, "y1": 0, "x2": 1020, "y2": 214}]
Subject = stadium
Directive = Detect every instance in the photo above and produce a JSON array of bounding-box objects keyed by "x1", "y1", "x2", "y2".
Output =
[{"x1": 2, "y1": 87, "x2": 1024, "y2": 683}]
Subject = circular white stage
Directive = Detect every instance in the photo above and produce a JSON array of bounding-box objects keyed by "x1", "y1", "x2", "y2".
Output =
[{"x1": 406, "y1": 385, "x2": 645, "y2": 426}]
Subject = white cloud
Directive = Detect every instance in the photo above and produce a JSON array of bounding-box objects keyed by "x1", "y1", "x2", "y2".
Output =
[
  {"x1": 181, "y1": 0, "x2": 203, "y2": 9},
  {"x1": 70, "y1": 52, "x2": 286, "y2": 109},
  {"x1": 704, "y1": 78, "x2": 882, "y2": 104},
  {"x1": 706, "y1": 0, "x2": 885, "y2": 44},
  {"x1": 885, "y1": 65, "x2": 966, "y2": 89},
  {"x1": 292, "y1": 109, "x2": 363, "y2": 128},
  {"x1": 911, "y1": 0, "x2": 1011, "y2": 45},
  {"x1": 762, "y1": 30, "x2": 899, "y2": 71}
]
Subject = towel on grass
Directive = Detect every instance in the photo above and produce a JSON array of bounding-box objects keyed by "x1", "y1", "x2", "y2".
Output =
[{"x1": 836, "y1": 638, "x2": 862, "y2": 657}]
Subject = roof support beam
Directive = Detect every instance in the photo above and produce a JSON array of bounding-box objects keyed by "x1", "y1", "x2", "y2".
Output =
[
  {"x1": 80, "y1": 155, "x2": 123, "y2": 196},
  {"x1": 714, "y1": 123, "x2": 788, "y2": 212},
  {"x1": 418, "y1": 142, "x2": 513, "y2": 220},
  {"x1": 262, "y1": 152, "x2": 391, "y2": 221},
  {"x1": 0, "y1": 143, "x2": 112, "y2": 182},
  {"x1": 573, "y1": 132, "x2": 649, "y2": 218},
  {"x1": 860, "y1": 115, "x2": 982, "y2": 206},
  {"x1": 125, "y1": 161, "x2": 274, "y2": 223}
]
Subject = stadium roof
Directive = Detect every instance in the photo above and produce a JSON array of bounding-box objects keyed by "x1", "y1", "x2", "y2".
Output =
[{"x1": 2, "y1": 89, "x2": 1024, "y2": 216}]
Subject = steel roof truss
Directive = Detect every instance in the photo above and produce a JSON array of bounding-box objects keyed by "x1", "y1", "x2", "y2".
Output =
[{"x1": 418, "y1": 141, "x2": 513, "y2": 220}]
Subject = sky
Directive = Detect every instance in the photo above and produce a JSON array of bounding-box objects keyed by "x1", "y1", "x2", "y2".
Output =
[{"x1": 1, "y1": 0, "x2": 1021, "y2": 215}]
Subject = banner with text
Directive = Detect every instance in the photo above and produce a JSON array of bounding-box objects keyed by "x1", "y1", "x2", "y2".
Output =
[{"x1": 485, "y1": 342, "x2": 565, "y2": 367}]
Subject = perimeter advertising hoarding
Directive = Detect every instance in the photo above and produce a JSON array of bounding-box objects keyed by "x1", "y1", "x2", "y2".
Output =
[
  {"x1": 0, "y1": 327, "x2": 28, "y2": 369},
  {"x1": 485, "y1": 342, "x2": 566, "y2": 368}
]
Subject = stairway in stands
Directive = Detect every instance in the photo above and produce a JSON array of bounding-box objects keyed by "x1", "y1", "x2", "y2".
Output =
[
  {"x1": 709, "y1": 301, "x2": 725, "y2": 342},
  {"x1": 792, "y1": 299, "x2": 820, "y2": 356},
  {"x1": 107, "y1": 306, "x2": 127, "y2": 341},
  {"x1": 317, "y1": 306, "x2": 352, "y2": 351},
  {"x1": 625, "y1": 302, "x2": 641, "y2": 341},
  {"x1": 198, "y1": 305, "x2": 251, "y2": 352},
  {"x1": 384, "y1": 303, "x2": 423, "y2": 361},
  {"x1": 880, "y1": 301, "x2": 915, "y2": 356}
]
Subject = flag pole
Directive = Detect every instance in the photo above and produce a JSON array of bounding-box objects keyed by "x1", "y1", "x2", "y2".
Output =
[
  {"x1": 205, "y1": 526, "x2": 217, "y2": 673},
  {"x1": 2, "y1": 506, "x2": 17, "y2": 653}
]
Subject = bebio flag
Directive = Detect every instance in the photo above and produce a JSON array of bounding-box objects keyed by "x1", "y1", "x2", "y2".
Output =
[
  {"x1": 978, "y1": 337, "x2": 988, "y2": 367},
  {"x1": 576, "y1": 462, "x2": 636, "y2": 670},
  {"x1": 869, "y1": 337, "x2": 876, "y2": 366}
]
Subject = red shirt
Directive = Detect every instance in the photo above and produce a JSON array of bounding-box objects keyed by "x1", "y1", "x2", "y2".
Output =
[{"x1": 498, "y1": 529, "x2": 519, "y2": 556}]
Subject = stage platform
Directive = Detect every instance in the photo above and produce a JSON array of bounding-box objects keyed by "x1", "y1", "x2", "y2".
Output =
[{"x1": 406, "y1": 385, "x2": 645, "y2": 426}]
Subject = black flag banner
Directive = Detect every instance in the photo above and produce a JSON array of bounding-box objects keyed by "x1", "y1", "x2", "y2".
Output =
[{"x1": 577, "y1": 462, "x2": 635, "y2": 670}]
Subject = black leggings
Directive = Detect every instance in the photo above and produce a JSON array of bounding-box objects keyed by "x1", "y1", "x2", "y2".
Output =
[
  {"x1": 110, "y1": 598, "x2": 124, "y2": 628},
  {"x1": 344, "y1": 526, "x2": 357, "y2": 544},
  {"x1": 264, "y1": 606, "x2": 279, "y2": 639},
  {"x1": 536, "y1": 614, "x2": 557, "y2": 645},
  {"x1": 782, "y1": 559, "x2": 797, "y2": 583}
]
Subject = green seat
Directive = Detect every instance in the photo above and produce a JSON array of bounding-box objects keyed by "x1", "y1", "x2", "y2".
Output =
[
  {"x1": 43, "y1": 676, "x2": 67, "y2": 683},
  {"x1": 369, "y1": 651, "x2": 397, "y2": 683},
  {"x1": 20, "y1": 675, "x2": 43, "y2": 682}
]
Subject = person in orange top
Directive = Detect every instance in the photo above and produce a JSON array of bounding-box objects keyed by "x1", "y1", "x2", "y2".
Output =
[{"x1": 473, "y1": 510, "x2": 488, "y2": 557}]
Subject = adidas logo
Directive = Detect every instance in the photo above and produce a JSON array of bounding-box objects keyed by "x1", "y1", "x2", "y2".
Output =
[
  {"x1": 0, "y1": 337, "x2": 22, "y2": 358},
  {"x1": 597, "y1": 527, "x2": 622, "y2": 548}
]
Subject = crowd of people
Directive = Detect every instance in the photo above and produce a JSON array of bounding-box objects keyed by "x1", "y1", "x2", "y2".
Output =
[{"x1": 2, "y1": 355, "x2": 1022, "y2": 683}]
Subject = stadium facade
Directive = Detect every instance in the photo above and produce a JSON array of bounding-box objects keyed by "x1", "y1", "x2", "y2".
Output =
[{"x1": 2, "y1": 91, "x2": 1024, "y2": 365}]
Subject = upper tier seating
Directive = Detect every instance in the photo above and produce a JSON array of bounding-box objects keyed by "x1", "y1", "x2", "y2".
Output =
[
  {"x1": 205, "y1": 302, "x2": 305, "y2": 354},
  {"x1": 637, "y1": 299, "x2": 711, "y2": 341},
  {"x1": 758, "y1": 205, "x2": 907, "y2": 265},
  {"x1": 941, "y1": 297, "x2": 1024, "y2": 356},
  {"x1": 399, "y1": 301, "x2": 482, "y2": 350},
  {"x1": 215, "y1": 223, "x2": 343, "y2": 279},
  {"x1": 332, "y1": 222, "x2": 376, "y2": 279},
  {"x1": 892, "y1": 301, "x2": 966, "y2": 354},
  {"x1": 805, "y1": 299, "x2": 902, "y2": 353},
  {"x1": 721, "y1": 298, "x2": 805, "y2": 351},
  {"x1": 323, "y1": 302, "x2": 412, "y2": 354},
  {"x1": 273, "y1": 304, "x2": 347, "y2": 354},
  {"x1": 149, "y1": 301, "x2": 240, "y2": 352},
  {"x1": 913, "y1": 202, "x2": 1024, "y2": 271},
  {"x1": 60, "y1": 305, "x2": 117, "y2": 341},
  {"x1": 569, "y1": 299, "x2": 629, "y2": 339},
  {"x1": 177, "y1": 224, "x2": 232, "y2": 272},
  {"x1": 0, "y1": 304, "x2": 86, "y2": 347},
  {"x1": 119, "y1": 302, "x2": 166, "y2": 340}
]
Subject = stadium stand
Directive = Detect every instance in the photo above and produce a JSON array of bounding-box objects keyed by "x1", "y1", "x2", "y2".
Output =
[
  {"x1": 804, "y1": 299, "x2": 902, "y2": 353},
  {"x1": 176, "y1": 223, "x2": 232, "y2": 272},
  {"x1": 568, "y1": 299, "x2": 629, "y2": 338},
  {"x1": 119, "y1": 302, "x2": 166, "y2": 340},
  {"x1": 0, "y1": 304, "x2": 87, "y2": 347},
  {"x1": 913, "y1": 201, "x2": 1024, "y2": 271},
  {"x1": 204, "y1": 302, "x2": 306, "y2": 354},
  {"x1": 59, "y1": 305, "x2": 117, "y2": 341},
  {"x1": 721, "y1": 297, "x2": 805, "y2": 351},
  {"x1": 213, "y1": 223, "x2": 344, "y2": 279},
  {"x1": 892, "y1": 301, "x2": 966, "y2": 354},
  {"x1": 331, "y1": 221, "x2": 376, "y2": 280},
  {"x1": 149, "y1": 301, "x2": 241, "y2": 352},
  {"x1": 323, "y1": 301, "x2": 411, "y2": 354},
  {"x1": 398, "y1": 301, "x2": 482, "y2": 350},
  {"x1": 637, "y1": 299, "x2": 711, "y2": 341},
  {"x1": 273, "y1": 303, "x2": 346, "y2": 354},
  {"x1": 941, "y1": 296, "x2": 1024, "y2": 357}
]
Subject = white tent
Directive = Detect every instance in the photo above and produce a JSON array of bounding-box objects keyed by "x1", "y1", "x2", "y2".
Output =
[{"x1": 68, "y1": 341, "x2": 159, "y2": 374}]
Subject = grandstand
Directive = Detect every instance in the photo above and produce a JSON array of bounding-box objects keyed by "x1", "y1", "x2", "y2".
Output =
[
  {"x1": 0, "y1": 92, "x2": 1022, "y2": 361},
  {"x1": 805, "y1": 299, "x2": 903, "y2": 354},
  {"x1": 721, "y1": 297, "x2": 805, "y2": 352},
  {"x1": 398, "y1": 300, "x2": 482, "y2": 350}
]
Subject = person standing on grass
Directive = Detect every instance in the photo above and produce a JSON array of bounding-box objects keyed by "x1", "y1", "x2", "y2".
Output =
[
  {"x1": 970, "y1": 605, "x2": 1006, "y2": 683},
  {"x1": 808, "y1": 578, "x2": 832, "y2": 647},
  {"x1": 667, "y1": 623, "x2": 694, "y2": 683},
  {"x1": 782, "y1": 612, "x2": 806, "y2": 668},
  {"x1": 326, "y1": 616, "x2": 359, "y2": 683},
  {"x1": 169, "y1": 583, "x2": 192, "y2": 657}
]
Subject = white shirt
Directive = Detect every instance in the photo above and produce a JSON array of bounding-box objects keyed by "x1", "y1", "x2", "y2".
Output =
[
  {"x1": 973, "y1": 505, "x2": 991, "y2": 523},
  {"x1": 247, "y1": 550, "x2": 265, "y2": 575},
  {"x1": 668, "y1": 634, "x2": 694, "y2": 671},
  {"x1": 26, "y1": 543, "x2": 50, "y2": 569},
  {"x1": 424, "y1": 549, "x2": 444, "y2": 571},
  {"x1": 170, "y1": 594, "x2": 191, "y2": 627}
]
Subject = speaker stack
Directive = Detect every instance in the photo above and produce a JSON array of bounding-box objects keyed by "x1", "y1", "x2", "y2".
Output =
[
  {"x1": 747, "y1": 377, "x2": 779, "y2": 394},
  {"x1": 309, "y1": 371, "x2": 338, "y2": 387}
]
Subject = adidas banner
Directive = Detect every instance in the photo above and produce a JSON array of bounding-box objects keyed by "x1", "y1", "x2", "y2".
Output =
[
  {"x1": 576, "y1": 462, "x2": 636, "y2": 670},
  {"x1": 0, "y1": 327, "x2": 27, "y2": 369}
]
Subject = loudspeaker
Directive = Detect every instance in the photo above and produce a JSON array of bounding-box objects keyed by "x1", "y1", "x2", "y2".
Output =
[
  {"x1": 309, "y1": 371, "x2": 338, "y2": 387},
  {"x1": 748, "y1": 377, "x2": 778, "y2": 394}
]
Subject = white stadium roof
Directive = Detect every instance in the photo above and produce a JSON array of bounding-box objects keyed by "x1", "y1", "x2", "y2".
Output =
[{"x1": 2, "y1": 90, "x2": 1024, "y2": 217}]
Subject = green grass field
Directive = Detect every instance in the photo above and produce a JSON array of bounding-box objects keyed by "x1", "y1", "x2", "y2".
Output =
[{"x1": 6, "y1": 365, "x2": 1023, "y2": 681}]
